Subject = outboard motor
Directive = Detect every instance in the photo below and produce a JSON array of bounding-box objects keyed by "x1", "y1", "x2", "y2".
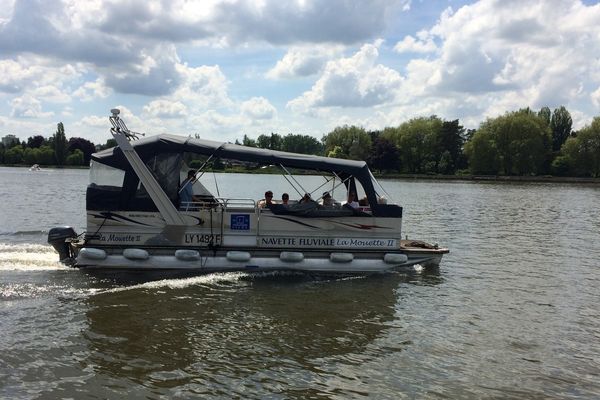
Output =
[{"x1": 47, "y1": 226, "x2": 77, "y2": 264}]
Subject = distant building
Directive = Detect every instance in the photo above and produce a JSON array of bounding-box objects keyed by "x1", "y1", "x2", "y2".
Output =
[{"x1": 2, "y1": 134, "x2": 20, "y2": 147}]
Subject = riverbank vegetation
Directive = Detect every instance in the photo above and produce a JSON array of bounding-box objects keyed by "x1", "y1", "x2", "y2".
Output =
[{"x1": 1, "y1": 105, "x2": 599, "y2": 178}]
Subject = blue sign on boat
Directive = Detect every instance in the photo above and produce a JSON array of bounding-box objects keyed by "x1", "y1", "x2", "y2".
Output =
[{"x1": 231, "y1": 214, "x2": 250, "y2": 230}]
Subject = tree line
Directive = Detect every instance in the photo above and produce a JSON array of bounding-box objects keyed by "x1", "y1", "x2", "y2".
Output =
[
  {"x1": 240, "y1": 105, "x2": 599, "y2": 178},
  {"x1": 1, "y1": 105, "x2": 599, "y2": 177},
  {"x1": 0, "y1": 123, "x2": 114, "y2": 167}
]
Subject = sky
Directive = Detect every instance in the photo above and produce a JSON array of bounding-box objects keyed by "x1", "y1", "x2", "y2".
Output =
[{"x1": 1, "y1": 0, "x2": 599, "y2": 145}]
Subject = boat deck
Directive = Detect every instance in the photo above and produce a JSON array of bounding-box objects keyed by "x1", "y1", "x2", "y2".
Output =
[{"x1": 400, "y1": 239, "x2": 449, "y2": 254}]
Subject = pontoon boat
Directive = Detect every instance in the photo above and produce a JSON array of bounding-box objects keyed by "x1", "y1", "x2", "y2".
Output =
[{"x1": 48, "y1": 109, "x2": 448, "y2": 273}]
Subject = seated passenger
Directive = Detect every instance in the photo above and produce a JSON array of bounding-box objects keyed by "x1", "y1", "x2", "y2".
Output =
[
  {"x1": 344, "y1": 191, "x2": 359, "y2": 208},
  {"x1": 321, "y1": 191, "x2": 334, "y2": 207},
  {"x1": 299, "y1": 193, "x2": 313, "y2": 203},
  {"x1": 258, "y1": 190, "x2": 274, "y2": 208},
  {"x1": 281, "y1": 193, "x2": 289, "y2": 205}
]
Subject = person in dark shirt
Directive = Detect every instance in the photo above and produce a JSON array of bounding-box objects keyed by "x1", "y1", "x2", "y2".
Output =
[
  {"x1": 259, "y1": 190, "x2": 274, "y2": 208},
  {"x1": 180, "y1": 170, "x2": 196, "y2": 205}
]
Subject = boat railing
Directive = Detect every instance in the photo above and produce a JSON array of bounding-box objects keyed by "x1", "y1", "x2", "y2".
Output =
[
  {"x1": 179, "y1": 200, "x2": 223, "y2": 211},
  {"x1": 179, "y1": 198, "x2": 257, "y2": 212},
  {"x1": 221, "y1": 198, "x2": 257, "y2": 211}
]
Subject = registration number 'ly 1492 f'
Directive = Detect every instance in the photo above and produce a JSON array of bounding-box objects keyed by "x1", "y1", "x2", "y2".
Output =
[{"x1": 184, "y1": 234, "x2": 222, "y2": 245}]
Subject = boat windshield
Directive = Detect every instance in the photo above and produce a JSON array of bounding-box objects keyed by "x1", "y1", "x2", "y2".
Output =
[
  {"x1": 368, "y1": 170, "x2": 394, "y2": 205},
  {"x1": 89, "y1": 160, "x2": 125, "y2": 187}
]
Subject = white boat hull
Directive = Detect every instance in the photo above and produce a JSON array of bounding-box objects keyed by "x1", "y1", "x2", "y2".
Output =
[{"x1": 73, "y1": 246, "x2": 445, "y2": 273}]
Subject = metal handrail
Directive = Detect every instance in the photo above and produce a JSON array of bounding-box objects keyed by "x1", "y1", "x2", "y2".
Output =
[
  {"x1": 179, "y1": 198, "x2": 258, "y2": 212},
  {"x1": 222, "y1": 198, "x2": 257, "y2": 211},
  {"x1": 179, "y1": 200, "x2": 223, "y2": 211}
]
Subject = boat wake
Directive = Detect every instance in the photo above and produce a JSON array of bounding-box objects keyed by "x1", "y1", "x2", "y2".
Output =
[
  {"x1": 1, "y1": 283, "x2": 102, "y2": 299},
  {"x1": 97, "y1": 270, "x2": 323, "y2": 294},
  {"x1": 90, "y1": 268, "x2": 427, "y2": 296},
  {"x1": 99, "y1": 271, "x2": 249, "y2": 293},
  {"x1": 0, "y1": 243, "x2": 68, "y2": 271},
  {"x1": 0, "y1": 229, "x2": 48, "y2": 236}
]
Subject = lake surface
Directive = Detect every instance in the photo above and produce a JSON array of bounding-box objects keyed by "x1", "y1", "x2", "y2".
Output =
[{"x1": 1, "y1": 166, "x2": 599, "y2": 399}]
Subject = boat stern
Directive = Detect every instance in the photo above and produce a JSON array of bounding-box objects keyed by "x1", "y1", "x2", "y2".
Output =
[{"x1": 47, "y1": 226, "x2": 78, "y2": 265}]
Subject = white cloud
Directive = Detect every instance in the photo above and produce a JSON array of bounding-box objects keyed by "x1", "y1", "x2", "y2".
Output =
[
  {"x1": 187, "y1": 110, "x2": 247, "y2": 142},
  {"x1": 0, "y1": 0, "x2": 404, "y2": 69},
  {"x1": 10, "y1": 95, "x2": 54, "y2": 118},
  {"x1": 80, "y1": 115, "x2": 107, "y2": 128},
  {"x1": 388, "y1": 0, "x2": 600, "y2": 128},
  {"x1": 61, "y1": 106, "x2": 74, "y2": 117},
  {"x1": 143, "y1": 100, "x2": 188, "y2": 118},
  {"x1": 98, "y1": 44, "x2": 184, "y2": 96},
  {"x1": 266, "y1": 45, "x2": 343, "y2": 79},
  {"x1": 287, "y1": 43, "x2": 402, "y2": 112},
  {"x1": 73, "y1": 78, "x2": 111, "y2": 102},
  {"x1": 241, "y1": 97, "x2": 276, "y2": 120},
  {"x1": 172, "y1": 64, "x2": 232, "y2": 109},
  {"x1": 2, "y1": 0, "x2": 600, "y2": 142},
  {"x1": 0, "y1": 57, "x2": 81, "y2": 95},
  {"x1": 0, "y1": 0, "x2": 15, "y2": 23},
  {"x1": 394, "y1": 32, "x2": 437, "y2": 54},
  {"x1": 196, "y1": 0, "x2": 403, "y2": 46},
  {"x1": 0, "y1": 59, "x2": 32, "y2": 93},
  {"x1": 31, "y1": 85, "x2": 71, "y2": 103}
]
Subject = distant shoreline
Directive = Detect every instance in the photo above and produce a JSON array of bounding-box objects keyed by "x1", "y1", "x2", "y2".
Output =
[
  {"x1": 3, "y1": 164, "x2": 598, "y2": 184},
  {"x1": 0, "y1": 164, "x2": 89, "y2": 169},
  {"x1": 375, "y1": 173, "x2": 600, "y2": 184}
]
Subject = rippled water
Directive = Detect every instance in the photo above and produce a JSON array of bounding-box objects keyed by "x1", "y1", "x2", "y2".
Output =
[{"x1": 1, "y1": 166, "x2": 599, "y2": 399}]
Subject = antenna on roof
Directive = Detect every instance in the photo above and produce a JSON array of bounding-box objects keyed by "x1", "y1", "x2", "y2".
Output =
[{"x1": 108, "y1": 108, "x2": 145, "y2": 140}]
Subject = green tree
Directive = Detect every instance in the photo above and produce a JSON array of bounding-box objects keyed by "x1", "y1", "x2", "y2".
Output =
[
  {"x1": 281, "y1": 134, "x2": 323, "y2": 155},
  {"x1": 323, "y1": 125, "x2": 372, "y2": 161},
  {"x1": 27, "y1": 135, "x2": 46, "y2": 148},
  {"x1": 383, "y1": 116, "x2": 443, "y2": 173},
  {"x1": 438, "y1": 119, "x2": 465, "y2": 174},
  {"x1": 68, "y1": 137, "x2": 96, "y2": 164},
  {"x1": 550, "y1": 155, "x2": 570, "y2": 176},
  {"x1": 369, "y1": 137, "x2": 400, "y2": 173},
  {"x1": 550, "y1": 106, "x2": 572, "y2": 151},
  {"x1": 561, "y1": 117, "x2": 600, "y2": 177},
  {"x1": 538, "y1": 106, "x2": 551, "y2": 126},
  {"x1": 242, "y1": 134, "x2": 257, "y2": 147},
  {"x1": 23, "y1": 147, "x2": 40, "y2": 165},
  {"x1": 327, "y1": 145, "x2": 346, "y2": 159},
  {"x1": 464, "y1": 129, "x2": 499, "y2": 174},
  {"x1": 53, "y1": 122, "x2": 68, "y2": 166},
  {"x1": 66, "y1": 149, "x2": 84, "y2": 165},
  {"x1": 465, "y1": 111, "x2": 551, "y2": 175},
  {"x1": 96, "y1": 138, "x2": 116, "y2": 151},
  {"x1": 4, "y1": 146, "x2": 24, "y2": 164},
  {"x1": 256, "y1": 133, "x2": 282, "y2": 150},
  {"x1": 37, "y1": 145, "x2": 55, "y2": 165}
]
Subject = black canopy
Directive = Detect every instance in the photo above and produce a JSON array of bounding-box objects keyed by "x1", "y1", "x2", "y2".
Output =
[
  {"x1": 93, "y1": 134, "x2": 367, "y2": 174},
  {"x1": 91, "y1": 134, "x2": 401, "y2": 216}
]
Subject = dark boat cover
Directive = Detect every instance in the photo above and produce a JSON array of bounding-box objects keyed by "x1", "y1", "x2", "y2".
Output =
[
  {"x1": 91, "y1": 134, "x2": 402, "y2": 217},
  {"x1": 93, "y1": 134, "x2": 368, "y2": 176}
]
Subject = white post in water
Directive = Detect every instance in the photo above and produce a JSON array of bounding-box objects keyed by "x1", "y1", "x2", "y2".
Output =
[{"x1": 109, "y1": 109, "x2": 186, "y2": 226}]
